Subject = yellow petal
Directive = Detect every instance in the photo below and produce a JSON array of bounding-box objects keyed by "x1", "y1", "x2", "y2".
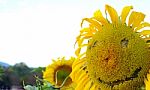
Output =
[
  {"x1": 93, "y1": 10, "x2": 108, "y2": 25},
  {"x1": 76, "y1": 33, "x2": 92, "y2": 47},
  {"x1": 121, "y1": 6, "x2": 133, "y2": 24},
  {"x1": 145, "y1": 72, "x2": 150, "y2": 90},
  {"x1": 77, "y1": 38, "x2": 84, "y2": 47},
  {"x1": 75, "y1": 73, "x2": 89, "y2": 90},
  {"x1": 77, "y1": 71, "x2": 87, "y2": 82},
  {"x1": 133, "y1": 12, "x2": 145, "y2": 28},
  {"x1": 74, "y1": 68, "x2": 84, "y2": 82},
  {"x1": 72, "y1": 61, "x2": 87, "y2": 82},
  {"x1": 144, "y1": 38, "x2": 150, "y2": 42},
  {"x1": 69, "y1": 67, "x2": 78, "y2": 82},
  {"x1": 128, "y1": 11, "x2": 145, "y2": 28},
  {"x1": 76, "y1": 34, "x2": 81, "y2": 40},
  {"x1": 72, "y1": 58, "x2": 85, "y2": 69},
  {"x1": 81, "y1": 18, "x2": 102, "y2": 30},
  {"x1": 80, "y1": 28, "x2": 90, "y2": 33},
  {"x1": 81, "y1": 32, "x2": 93, "y2": 37},
  {"x1": 80, "y1": 27, "x2": 94, "y2": 36},
  {"x1": 105, "y1": 4, "x2": 119, "y2": 23},
  {"x1": 139, "y1": 30, "x2": 150, "y2": 36},
  {"x1": 75, "y1": 48, "x2": 81, "y2": 56},
  {"x1": 135, "y1": 22, "x2": 150, "y2": 31},
  {"x1": 73, "y1": 61, "x2": 83, "y2": 69},
  {"x1": 80, "y1": 44, "x2": 88, "y2": 48},
  {"x1": 70, "y1": 59, "x2": 84, "y2": 81},
  {"x1": 128, "y1": 11, "x2": 136, "y2": 26},
  {"x1": 83, "y1": 80, "x2": 92, "y2": 90},
  {"x1": 90, "y1": 84, "x2": 97, "y2": 90},
  {"x1": 78, "y1": 52, "x2": 86, "y2": 59}
]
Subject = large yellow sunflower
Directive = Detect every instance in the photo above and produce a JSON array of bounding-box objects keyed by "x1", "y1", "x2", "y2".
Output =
[
  {"x1": 71, "y1": 5, "x2": 150, "y2": 90},
  {"x1": 43, "y1": 57, "x2": 76, "y2": 90}
]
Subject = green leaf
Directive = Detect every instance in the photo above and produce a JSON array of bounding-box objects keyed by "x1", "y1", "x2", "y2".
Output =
[{"x1": 24, "y1": 85, "x2": 38, "y2": 90}]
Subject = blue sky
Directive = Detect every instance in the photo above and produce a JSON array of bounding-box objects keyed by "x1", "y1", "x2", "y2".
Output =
[{"x1": 0, "y1": 0, "x2": 150, "y2": 67}]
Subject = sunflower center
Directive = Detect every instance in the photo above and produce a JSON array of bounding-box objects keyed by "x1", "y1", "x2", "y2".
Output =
[
  {"x1": 86, "y1": 24, "x2": 150, "y2": 86},
  {"x1": 98, "y1": 67, "x2": 142, "y2": 87},
  {"x1": 54, "y1": 65, "x2": 72, "y2": 86}
]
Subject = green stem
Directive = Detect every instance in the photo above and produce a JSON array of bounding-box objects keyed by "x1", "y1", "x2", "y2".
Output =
[
  {"x1": 55, "y1": 71, "x2": 58, "y2": 85},
  {"x1": 54, "y1": 71, "x2": 70, "y2": 89},
  {"x1": 59, "y1": 76, "x2": 69, "y2": 88}
]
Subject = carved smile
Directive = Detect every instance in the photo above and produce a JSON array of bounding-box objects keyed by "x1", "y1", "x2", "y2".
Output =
[{"x1": 97, "y1": 67, "x2": 142, "y2": 87}]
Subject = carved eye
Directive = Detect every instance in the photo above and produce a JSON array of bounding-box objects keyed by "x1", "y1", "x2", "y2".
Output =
[{"x1": 121, "y1": 38, "x2": 128, "y2": 48}]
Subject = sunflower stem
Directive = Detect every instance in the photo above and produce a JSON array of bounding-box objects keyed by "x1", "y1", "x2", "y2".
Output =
[
  {"x1": 59, "y1": 76, "x2": 69, "y2": 88},
  {"x1": 55, "y1": 70, "x2": 58, "y2": 85},
  {"x1": 55, "y1": 71, "x2": 70, "y2": 89},
  {"x1": 55, "y1": 69, "x2": 70, "y2": 88}
]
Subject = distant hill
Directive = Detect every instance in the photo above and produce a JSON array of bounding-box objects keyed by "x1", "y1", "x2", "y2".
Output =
[{"x1": 0, "y1": 61, "x2": 10, "y2": 67}]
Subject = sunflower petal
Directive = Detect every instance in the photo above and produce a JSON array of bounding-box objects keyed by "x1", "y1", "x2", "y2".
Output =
[
  {"x1": 145, "y1": 72, "x2": 150, "y2": 90},
  {"x1": 72, "y1": 58, "x2": 85, "y2": 69},
  {"x1": 79, "y1": 26, "x2": 96, "y2": 43},
  {"x1": 76, "y1": 33, "x2": 92, "y2": 46},
  {"x1": 81, "y1": 18, "x2": 102, "y2": 30},
  {"x1": 128, "y1": 11, "x2": 145, "y2": 28},
  {"x1": 90, "y1": 84, "x2": 97, "y2": 90},
  {"x1": 80, "y1": 44, "x2": 88, "y2": 48},
  {"x1": 70, "y1": 66, "x2": 82, "y2": 81},
  {"x1": 105, "y1": 4, "x2": 119, "y2": 23},
  {"x1": 75, "y1": 48, "x2": 81, "y2": 56},
  {"x1": 121, "y1": 6, "x2": 133, "y2": 23},
  {"x1": 143, "y1": 38, "x2": 150, "y2": 43},
  {"x1": 77, "y1": 38, "x2": 84, "y2": 47},
  {"x1": 75, "y1": 73, "x2": 89, "y2": 90},
  {"x1": 81, "y1": 32, "x2": 93, "y2": 37},
  {"x1": 78, "y1": 52, "x2": 86, "y2": 59},
  {"x1": 77, "y1": 71, "x2": 87, "y2": 82},
  {"x1": 80, "y1": 28, "x2": 90, "y2": 33},
  {"x1": 83, "y1": 80, "x2": 92, "y2": 90},
  {"x1": 133, "y1": 12, "x2": 145, "y2": 28},
  {"x1": 128, "y1": 11, "x2": 136, "y2": 26},
  {"x1": 135, "y1": 22, "x2": 150, "y2": 31},
  {"x1": 93, "y1": 10, "x2": 108, "y2": 25},
  {"x1": 139, "y1": 30, "x2": 150, "y2": 36}
]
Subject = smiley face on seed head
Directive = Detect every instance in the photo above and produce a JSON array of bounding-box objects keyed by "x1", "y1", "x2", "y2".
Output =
[{"x1": 86, "y1": 24, "x2": 150, "y2": 89}]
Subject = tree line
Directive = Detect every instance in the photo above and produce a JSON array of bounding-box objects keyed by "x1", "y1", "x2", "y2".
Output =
[{"x1": 0, "y1": 62, "x2": 45, "y2": 89}]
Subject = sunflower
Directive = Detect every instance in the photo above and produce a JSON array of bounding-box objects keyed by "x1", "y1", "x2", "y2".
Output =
[
  {"x1": 71, "y1": 5, "x2": 150, "y2": 90},
  {"x1": 43, "y1": 57, "x2": 76, "y2": 90}
]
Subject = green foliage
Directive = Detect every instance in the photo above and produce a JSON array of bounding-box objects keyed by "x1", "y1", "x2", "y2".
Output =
[
  {"x1": 31, "y1": 67, "x2": 45, "y2": 73},
  {"x1": 13, "y1": 62, "x2": 31, "y2": 76},
  {"x1": 24, "y1": 85, "x2": 39, "y2": 90},
  {"x1": 23, "y1": 77, "x2": 60, "y2": 90},
  {"x1": 0, "y1": 62, "x2": 44, "y2": 89},
  {"x1": 0, "y1": 66, "x2": 4, "y2": 80}
]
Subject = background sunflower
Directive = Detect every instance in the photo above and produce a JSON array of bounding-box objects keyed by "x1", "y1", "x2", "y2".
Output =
[{"x1": 43, "y1": 57, "x2": 76, "y2": 90}]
